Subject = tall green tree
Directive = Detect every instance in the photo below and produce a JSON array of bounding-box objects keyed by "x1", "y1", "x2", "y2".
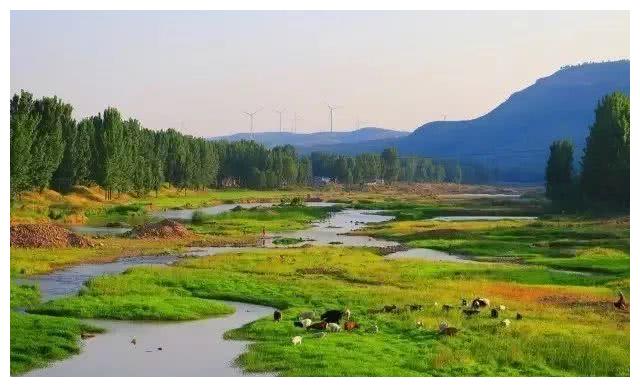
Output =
[
  {"x1": 580, "y1": 92, "x2": 630, "y2": 208},
  {"x1": 10, "y1": 91, "x2": 40, "y2": 196},
  {"x1": 73, "y1": 118, "x2": 95, "y2": 185},
  {"x1": 30, "y1": 97, "x2": 67, "y2": 191},
  {"x1": 545, "y1": 139, "x2": 575, "y2": 203},
  {"x1": 381, "y1": 147, "x2": 400, "y2": 183}
]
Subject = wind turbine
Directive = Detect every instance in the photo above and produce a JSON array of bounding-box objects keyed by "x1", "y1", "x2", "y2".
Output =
[
  {"x1": 243, "y1": 108, "x2": 263, "y2": 139},
  {"x1": 274, "y1": 109, "x2": 286, "y2": 133},
  {"x1": 327, "y1": 104, "x2": 341, "y2": 133},
  {"x1": 292, "y1": 113, "x2": 301, "y2": 133}
]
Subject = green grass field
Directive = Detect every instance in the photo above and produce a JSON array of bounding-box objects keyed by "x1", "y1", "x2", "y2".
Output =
[
  {"x1": 9, "y1": 187, "x2": 630, "y2": 376},
  {"x1": 188, "y1": 204, "x2": 336, "y2": 237},
  {"x1": 26, "y1": 246, "x2": 629, "y2": 376}
]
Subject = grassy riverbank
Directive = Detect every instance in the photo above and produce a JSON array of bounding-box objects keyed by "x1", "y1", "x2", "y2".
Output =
[
  {"x1": 9, "y1": 186, "x2": 630, "y2": 376},
  {"x1": 26, "y1": 246, "x2": 629, "y2": 376}
]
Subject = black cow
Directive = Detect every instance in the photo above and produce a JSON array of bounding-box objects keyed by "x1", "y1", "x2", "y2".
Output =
[{"x1": 321, "y1": 309, "x2": 344, "y2": 323}]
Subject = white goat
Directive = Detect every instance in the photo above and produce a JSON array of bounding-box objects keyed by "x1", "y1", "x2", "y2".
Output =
[{"x1": 291, "y1": 336, "x2": 303, "y2": 345}]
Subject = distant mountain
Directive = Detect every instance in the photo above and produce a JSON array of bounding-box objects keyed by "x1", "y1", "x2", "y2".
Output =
[
  {"x1": 302, "y1": 60, "x2": 630, "y2": 182},
  {"x1": 212, "y1": 127, "x2": 407, "y2": 148}
]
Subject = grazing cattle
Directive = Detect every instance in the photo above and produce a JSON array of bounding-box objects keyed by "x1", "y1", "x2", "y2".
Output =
[
  {"x1": 499, "y1": 305, "x2": 506, "y2": 311},
  {"x1": 326, "y1": 323, "x2": 342, "y2": 332},
  {"x1": 408, "y1": 304, "x2": 423, "y2": 311},
  {"x1": 471, "y1": 298, "x2": 490, "y2": 309},
  {"x1": 366, "y1": 324, "x2": 379, "y2": 334},
  {"x1": 501, "y1": 319, "x2": 511, "y2": 327},
  {"x1": 291, "y1": 336, "x2": 302, "y2": 345},
  {"x1": 516, "y1": 313, "x2": 523, "y2": 320},
  {"x1": 300, "y1": 318, "x2": 313, "y2": 328},
  {"x1": 293, "y1": 321, "x2": 304, "y2": 328},
  {"x1": 442, "y1": 304, "x2": 453, "y2": 312},
  {"x1": 274, "y1": 310, "x2": 282, "y2": 322},
  {"x1": 614, "y1": 291, "x2": 627, "y2": 310},
  {"x1": 382, "y1": 305, "x2": 397, "y2": 313},
  {"x1": 462, "y1": 309, "x2": 480, "y2": 316},
  {"x1": 313, "y1": 332, "x2": 327, "y2": 339},
  {"x1": 344, "y1": 321, "x2": 360, "y2": 331},
  {"x1": 321, "y1": 310, "x2": 344, "y2": 323},
  {"x1": 490, "y1": 308, "x2": 499, "y2": 318},
  {"x1": 298, "y1": 311, "x2": 315, "y2": 320},
  {"x1": 307, "y1": 321, "x2": 328, "y2": 331}
]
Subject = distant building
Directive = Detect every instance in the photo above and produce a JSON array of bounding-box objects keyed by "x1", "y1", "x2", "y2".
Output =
[
  {"x1": 312, "y1": 176, "x2": 333, "y2": 187},
  {"x1": 221, "y1": 177, "x2": 239, "y2": 188},
  {"x1": 365, "y1": 178, "x2": 385, "y2": 186}
]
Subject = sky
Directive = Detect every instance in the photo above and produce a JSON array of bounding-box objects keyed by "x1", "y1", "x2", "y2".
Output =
[{"x1": 11, "y1": 11, "x2": 629, "y2": 137}]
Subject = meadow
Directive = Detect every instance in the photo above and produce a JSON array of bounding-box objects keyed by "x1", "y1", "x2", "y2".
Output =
[
  {"x1": 9, "y1": 185, "x2": 630, "y2": 376},
  {"x1": 26, "y1": 246, "x2": 630, "y2": 376}
]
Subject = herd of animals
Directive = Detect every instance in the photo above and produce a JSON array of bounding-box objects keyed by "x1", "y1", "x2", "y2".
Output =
[
  {"x1": 281, "y1": 292, "x2": 629, "y2": 345},
  {"x1": 275, "y1": 297, "x2": 525, "y2": 346}
]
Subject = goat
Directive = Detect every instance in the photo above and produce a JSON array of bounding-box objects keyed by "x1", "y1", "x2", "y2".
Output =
[
  {"x1": 344, "y1": 321, "x2": 360, "y2": 331},
  {"x1": 407, "y1": 304, "x2": 423, "y2": 311},
  {"x1": 501, "y1": 319, "x2": 511, "y2": 327},
  {"x1": 293, "y1": 321, "x2": 304, "y2": 328},
  {"x1": 490, "y1": 308, "x2": 499, "y2": 318},
  {"x1": 382, "y1": 305, "x2": 397, "y2": 313},
  {"x1": 471, "y1": 298, "x2": 490, "y2": 309},
  {"x1": 273, "y1": 310, "x2": 282, "y2": 322},
  {"x1": 291, "y1": 336, "x2": 302, "y2": 345},
  {"x1": 300, "y1": 318, "x2": 313, "y2": 328},
  {"x1": 515, "y1": 313, "x2": 523, "y2": 320},
  {"x1": 326, "y1": 323, "x2": 342, "y2": 332},
  {"x1": 614, "y1": 291, "x2": 627, "y2": 310},
  {"x1": 307, "y1": 321, "x2": 328, "y2": 331},
  {"x1": 442, "y1": 304, "x2": 453, "y2": 312}
]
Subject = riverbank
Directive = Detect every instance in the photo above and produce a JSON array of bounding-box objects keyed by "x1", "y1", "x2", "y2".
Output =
[{"x1": 9, "y1": 188, "x2": 629, "y2": 376}]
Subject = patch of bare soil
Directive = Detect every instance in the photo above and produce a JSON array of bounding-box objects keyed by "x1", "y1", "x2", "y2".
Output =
[
  {"x1": 10, "y1": 223, "x2": 94, "y2": 248},
  {"x1": 127, "y1": 219, "x2": 192, "y2": 239}
]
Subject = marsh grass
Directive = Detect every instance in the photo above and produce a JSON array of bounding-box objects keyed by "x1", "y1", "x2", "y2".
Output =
[
  {"x1": 187, "y1": 205, "x2": 335, "y2": 237},
  {"x1": 28, "y1": 246, "x2": 630, "y2": 376}
]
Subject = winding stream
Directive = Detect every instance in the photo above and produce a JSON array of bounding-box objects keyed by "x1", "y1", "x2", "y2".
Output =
[{"x1": 23, "y1": 205, "x2": 543, "y2": 376}]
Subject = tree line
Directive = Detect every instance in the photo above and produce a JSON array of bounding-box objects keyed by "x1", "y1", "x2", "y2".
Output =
[
  {"x1": 10, "y1": 90, "x2": 496, "y2": 198},
  {"x1": 10, "y1": 90, "x2": 311, "y2": 197},
  {"x1": 545, "y1": 92, "x2": 630, "y2": 211}
]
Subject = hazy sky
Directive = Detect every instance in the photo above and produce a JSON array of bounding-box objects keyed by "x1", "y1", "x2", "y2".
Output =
[{"x1": 11, "y1": 11, "x2": 629, "y2": 136}]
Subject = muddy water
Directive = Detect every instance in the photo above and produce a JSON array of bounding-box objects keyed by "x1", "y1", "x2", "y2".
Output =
[
  {"x1": 23, "y1": 205, "x2": 527, "y2": 376},
  {"x1": 25, "y1": 301, "x2": 274, "y2": 377},
  {"x1": 267, "y1": 209, "x2": 397, "y2": 247}
]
